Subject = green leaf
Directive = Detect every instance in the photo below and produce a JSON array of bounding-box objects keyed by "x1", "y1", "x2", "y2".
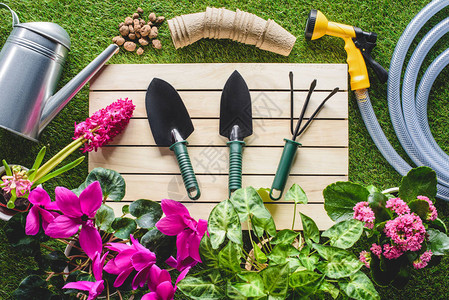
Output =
[
  {"x1": 267, "y1": 244, "x2": 300, "y2": 265},
  {"x1": 2, "y1": 159, "x2": 12, "y2": 176},
  {"x1": 285, "y1": 184, "x2": 308, "y2": 204},
  {"x1": 122, "y1": 205, "x2": 130, "y2": 215},
  {"x1": 261, "y1": 263, "x2": 289, "y2": 299},
  {"x1": 112, "y1": 217, "x2": 137, "y2": 239},
  {"x1": 251, "y1": 213, "x2": 277, "y2": 237},
  {"x1": 289, "y1": 270, "x2": 324, "y2": 298},
  {"x1": 319, "y1": 280, "x2": 339, "y2": 299},
  {"x1": 129, "y1": 199, "x2": 162, "y2": 229},
  {"x1": 323, "y1": 182, "x2": 370, "y2": 222},
  {"x1": 140, "y1": 228, "x2": 176, "y2": 262},
  {"x1": 4, "y1": 212, "x2": 43, "y2": 256},
  {"x1": 408, "y1": 199, "x2": 430, "y2": 220},
  {"x1": 399, "y1": 166, "x2": 437, "y2": 202},
  {"x1": 199, "y1": 234, "x2": 219, "y2": 268},
  {"x1": 43, "y1": 250, "x2": 67, "y2": 273},
  {"x1": 287, "y1": 257, "x2": 306, "y2": 273},
  {"x1": 74, "y1": 167, "x2": 126, "y2": 201},
  {"x1": 300, "y1": 213, "x2": 320, "y2": 244},
  {"x1": 298, "y1": 252, "x2": 320, "y2": 271},
  {"x1": 34, "y1": 156, "x2": 84, "y2": 186},
  {"x1": 177, "y1": 269, "x2": 225, "y2": 300},
  {"x1": 271, "y1": 229, "x2": 300, "y2": 245},
  {"x1": 230, "y1": 186, "x2": 269, "y2": 222},
  {"x1": 208, "y1": 199, "x2": 242, "y2": 249},
  {"x1": 313, "y1": 244, "x2": 363, "y2": 278},
  {"x1": 428, "y1": 229, "x2": 449, "y2": 255},
  {"x1": 322, "y1": 219, "x2": 364, "y2": 249},
  {"x1": 367, "y1": 192, "x2": 391, "y2": 223},
  {"x1": 29, "y1": 147, "x2": 46, "y2": 181},
  {"x1": 95, "y1": 204, "x2": 115, "y2": 232},
  {"x1": 428, "y1": 218, "x2": 447, "y2": 233},
  {"x1": 257, "y1": 187, "x2": 271, "y2": 202},
  {"x1": 252, "y1": 241, "x2": 267, "y2": 263},
  {"x1": 12, "y1": 275, "x2": 53, "y2": 300},
  {"x1": 218, "y1": 242, "x2": 242, "y2": 273},
  {"x1": 366, "y1": 185, "x2": 379, "y2": 194},
  {"x1": 339, "y1": 271, "x2": 380, "y2": 300},
  {"x1": 227, "y1": 272, "x2": 267, "y2": 298},
  {"x1": 369, "y1": 254, "x2": 401, "y2": 287}
]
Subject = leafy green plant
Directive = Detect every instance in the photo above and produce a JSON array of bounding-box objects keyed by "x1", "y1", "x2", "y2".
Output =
[{"x1": 177, "y1": 184, "x2": 379, "y2": 299}]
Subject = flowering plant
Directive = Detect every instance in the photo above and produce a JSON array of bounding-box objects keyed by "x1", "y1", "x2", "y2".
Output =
[
  {"x1": 323, "y1": 167, "x2": 449, "y2": 289},
  {"x1": 0, "y1": 98, "x2": 134, "y2": 211}
]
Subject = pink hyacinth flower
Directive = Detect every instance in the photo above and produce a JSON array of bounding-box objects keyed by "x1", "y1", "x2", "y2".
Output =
[
  {"x1": 142, "y1": 265, "x2": 190, "y2": 300},
  {"x1": 359, "y1": 250, "x2": 371, "y2": 268},
  {"x1": 353, "y1": 201, "x2": 375, "y2": 229},
  {"x1": 63, "y1": 251, "x2": 108, "y2": 300},
  {"x1": 25, "y1": 187, "x2": 59, "y2": 235},
  {"x1": 156, "y1": 199, "x2": 207, "y2": 271},
  {"x1": 104, "y1": 235, "x2": 156, "y2": 289},
  {"x1": 45, "y1": 181, "x2": 103, "y2": 259},
  {"x1": 413, "y1": 250, "x2": 433, "y2": 269},
  {"x1": 417, "y1": 196, "x2": 438, "y2": 221},
  {"x1": 386, "y1": 197, "x2": 410, "y2": 216}
]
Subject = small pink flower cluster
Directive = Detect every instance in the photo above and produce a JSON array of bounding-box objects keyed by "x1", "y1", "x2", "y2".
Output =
[
  {"x1": 370, "y1": 243, "x2": 382, "y2": 259},
  {"x1": 386, "y1": 197, "x2": 410, "y2": 215},
  {"x1": 74, "y1": 98, "x2": 135, "y2": 152},
  {"x1": 413, "y1": 250, "x2": 433, "y2": 269},
  {"x1": 384, "y1": 213, "x2": 426, "y2": 252},
  {"x1": 382, "y1": 244, "x2": 404, "y2": 260},
  {"x1": 417, "y1": 195, "x2": 438, "y2": 221},
  {"x1": 1, "y1": 167, "x2": 32, "y2": 197},
  {"x1": 353, "y1": 201, "x2": 375, "y2": 229},
  {"x1": 359, "y1": 250, "x2": 371, "y2": 268}
]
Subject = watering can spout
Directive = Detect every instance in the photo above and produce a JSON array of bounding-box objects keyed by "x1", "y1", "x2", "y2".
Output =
[{"x1": 38, "y1": 44, "x2": 119, "y2": 134}]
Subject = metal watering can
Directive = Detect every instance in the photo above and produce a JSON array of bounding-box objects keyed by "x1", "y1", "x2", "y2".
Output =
[{"x1": 0, "y1": 3, "x2": 119, "y2": 141}]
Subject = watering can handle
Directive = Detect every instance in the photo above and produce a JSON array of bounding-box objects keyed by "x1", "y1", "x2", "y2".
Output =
[{"x1": 0, "y1": 3, "x2": 20, "y2": 28}]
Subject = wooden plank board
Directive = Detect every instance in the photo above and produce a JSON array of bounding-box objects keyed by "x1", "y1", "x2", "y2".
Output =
[{"x1": 89, "y1": 63, "x2": 348, "y2": 230}]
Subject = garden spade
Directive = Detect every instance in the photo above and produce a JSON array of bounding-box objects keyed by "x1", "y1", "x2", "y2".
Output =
[
  {"x1": 220, "y1": 71, "x2": 253, "y2": 196},
  {"x1": 145, "y1": 78, "x2": 200, "y2": 200}
]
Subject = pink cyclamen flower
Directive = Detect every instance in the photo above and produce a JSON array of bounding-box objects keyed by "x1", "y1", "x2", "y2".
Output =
[
  {"x1": 156, "y1": 199, "x2": 208, "y2": 271},
  {"x1": 104, "y1": 235, "x2": 156, "y2": 289},
  {"x1": 417, "y1": 196, "x2": 438, "y2": 221},
  {"x1": 45, "y1": 181, "x2": 103, "y2": 259},
  {"x1": 74, "y1": 98, "x2": 135, "y2": 152},
  {"x1": 383, "y1": 244, "x2": 403, "y2": 260},
  {"x1": 359, "y1": 250, "x2": 371, "y2": 268},
  {"x1": 353, "y1": 201, "x2": 375, "y2": 229},
  {"x1": 142, "y1": 265, "x2": 190, "y2": 300},
  {"x1": 384, "y1": 213, "x2": 426, "y2": 252},
  {"x1": 386, "y1": 197, "x2": 410, "y2": 216},
  {"x1": 413, "y1": 250, "x2": 433, "y2": 269},
  {"x1": 63, "y1": 251, "x2": 108, "y2": 300},
  {"x1": 370, "y1": 243, "x2": 382, "y2": 259},
  {"x1": 25, "y1": 187, "x2": 59, "y2": 235}
]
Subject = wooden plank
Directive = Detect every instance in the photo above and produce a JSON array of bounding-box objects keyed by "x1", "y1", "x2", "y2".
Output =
[
  {"x1": 90, "y1": 64, "x2": 348, "y2": 91},
  {"x1": 110, "y1": 119, "x2": 348, "y2": 147},
  {"x1": 120, "y1": 174, "x2": 348, "y2": 202},
  {"x1": 89, "y1": 147, "x2": 348, "y2": 175},
  {"x1": 89, "y1": 91, "x2": 348, "y2": 119}
]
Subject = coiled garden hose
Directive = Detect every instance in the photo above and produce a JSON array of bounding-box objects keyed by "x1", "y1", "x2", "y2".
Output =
[{"x1": 355, "y1": 0, "x2": 449, "y2": 200}]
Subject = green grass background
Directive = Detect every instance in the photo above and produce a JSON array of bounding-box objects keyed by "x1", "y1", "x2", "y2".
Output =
[{"x1": 1, "y1": 0, "x2": 449, "y2": 298}]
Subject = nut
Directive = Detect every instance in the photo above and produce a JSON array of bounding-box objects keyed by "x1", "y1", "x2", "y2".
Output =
[
  {"x1": 155, "y1": 16, "x2": 165, "y2": 24},
  {"x1": 129, "y1": 25, "x2": 135, "y2": 33},
  {"x1": 124, "y1": 41, "x2": 137, "y2": 52},
  {"x1": 119, "y1": 25, "x2": 130, "y2": 36},
  {"x1": 139, "y1": 38, "x2": 149, "y2": 46},
  {"x1": 140, "y1": 25, "x2": 151, "y2": 37},
  {"x1": 136, "y1": 47, "x2": 144, "y2": 55},
  {"x1": 137, "y1": 7, "x2": 144, "y2": 14},
  {"x1": 128, "y1": 33, "x2": 136, "y2": 40},
  {"x1": 147, "y1": 21, "x2": 153, "y2": 26},
  {"x1": 133, "y1": 13, "x2": 140, "y2": 19},
  {"x1": 148, "y1": 12, "x2": 156, "y2": 22},
  {"x1": 134, "y1": 24, "x2": 141, "y2": 32},
  {"x1": 136, "y1": 32, "x2": 141, "y2": 39},
  {"x1": 112, "y1": 36, "x2": 125, "y2": 46},
  {"x1": 133, "y1": 19, "x2": 140, "y2": 27},
  {"x1": 149, "y1": 26, "x2": 158, "y2": 39},
  {"x1": 125, "y1": 17, "x2": 133, "y2": 25},
  {"x1": 152, "y1": 39, "x2": 162, "y2": 50},
  {"x1": 119, "y1": 22, "x2": 125, "y2": 28},
  {"x1": 139, "y1": 19, "x2": 145, "y2": 26}
]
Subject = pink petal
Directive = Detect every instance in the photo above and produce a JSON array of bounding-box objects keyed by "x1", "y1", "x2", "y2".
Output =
[
  {"x1": 165, "y1": 256, "x2": 178, "y2": 269},
  {"x1": 156, "y1": 281, "x2": 175, "y2": 300},
  {"x1": 188, "y1": 234, "x2": 202, "y2": 262},
  {"x1": 142, "y1": 292, "x2": 159, "y2": 300},
  {"x1": 40, "y1": 207, "x2": 57, "y2": 232},
  {"x1": 175, "y1": 267, "x2": 191, "y2": 286},
  {"x1": 104, "y1": 260, "x2": 121, "y2": 275},
  {"x1": 28, "y1": 187, "x2": 51, "y2": 206},
  {"x1": 176, "y1": 230, "x2": 191, "y2": 261},
  {"x1": 89, "y1": 281, "x2": 104, "y2": 300},
  {"x1": 156, "y1": 215, "x2": 186, "y2": 235},
  {"x1": 197, "y1": 219, "x2": 208, "y2": 236},
  {"x1": 159, "y1": 269, "x2": 171, "y2": 284},
  {"x1": 44, "y1": 201, "x2": 59, "y2": 211},
  {"x1": 130, "y1": 234, "x2": 146, "y2": 252},
  {"x1": 63, "y1": 281, "x2": 95, "y2": 291},
  {"x1": 106, "y1": 242, "x2": 131, "y2": 252},
  {"x1": 79, "y1": 181, "x2": 103, "y2": 217},
  {"x1": 132, "y1": 251, "x2": 156, "y2": 271},
  {"x1": 25, "y1": 206, "x2": 40, "y2": 235},
  {"x1": 161, "y1": 199, "x2": 189, "y2": 217},
  {"x1": 114, "y1": 267, "x2": 134, "y2": 288},
  {"x1": 45, "y1": 215, "x2": 80, "y2": 238},
  {"x1": 114, "y1": 249, "x2": 136, "y2": 269},
  {"x1": 79, "y1": 224, "x2": 102, "y2": 259},
  {"x1": 93, "y1": 251, "x2": 108, "y2": 281},
  {"x1": 55, "y1": 187, "x2": 82, "y2": 218},
  {"x1": 148, "y1": 265, "x2": 162, "y2": 291},
  {"x1": 132, "y1": 266, "x2": 151, "y2": 289}
]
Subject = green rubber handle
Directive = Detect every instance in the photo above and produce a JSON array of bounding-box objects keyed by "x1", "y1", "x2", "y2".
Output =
[
  {"x1": 228, "y1": 140, "x2": 245, "y2": 196},
  {"x1": 169, "y1": 141, "x2": 201, "y2": 200},
  {"x1": 270, "y1": 139, "x2": 301, "y2": 200}
]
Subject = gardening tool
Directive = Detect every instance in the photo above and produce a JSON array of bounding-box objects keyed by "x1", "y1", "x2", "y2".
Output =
[
  {"x1": 305, "y1": 9, "x2": 388, "y2": 90},
  {"x1": 0, "y1": 3, "x2": 118, "y2": 141},
  {"x1": 219, "y1": 70, "x2": 253, "y2": 196},
  {"x1": 145, "y1": 78, "x2": 200, "y2": 200},
  {"x1": 269, "y1": 73, "x2": 339, "y2": 200}
]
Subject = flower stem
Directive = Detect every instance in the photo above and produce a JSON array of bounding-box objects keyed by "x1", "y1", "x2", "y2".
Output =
[{"x1": 292, "y1": 201, "x2": 297, "y2": 230}]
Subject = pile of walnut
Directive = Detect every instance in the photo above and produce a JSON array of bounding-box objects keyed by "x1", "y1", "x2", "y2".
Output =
[{"x1": 112, "y1": 7, "x2": 164, "y2": 55}]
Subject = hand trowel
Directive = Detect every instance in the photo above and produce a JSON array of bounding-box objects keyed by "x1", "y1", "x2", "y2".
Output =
[
  {"x1": 219, "y1": 71, "x2": 253, "y2": 196},
  {"x1": 145, "y1": 78, "x2": 200, "y2": 200}
]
